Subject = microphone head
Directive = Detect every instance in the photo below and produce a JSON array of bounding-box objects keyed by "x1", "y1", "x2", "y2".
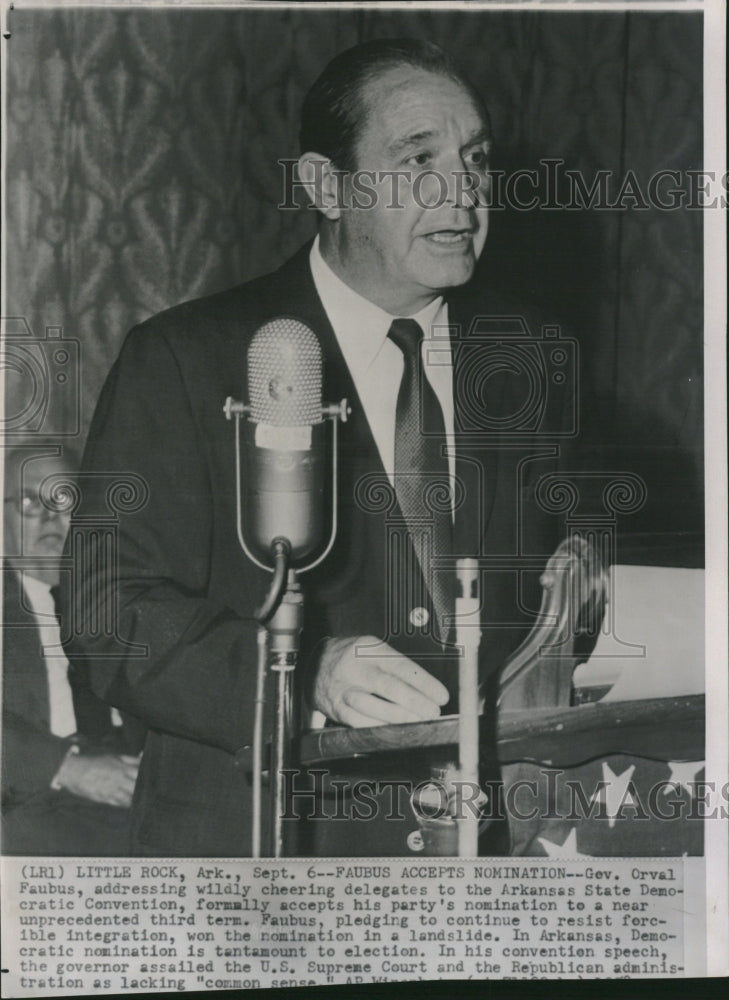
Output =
[{"x1": 247, "y1": 318, "x2": 322, "y2": 425}]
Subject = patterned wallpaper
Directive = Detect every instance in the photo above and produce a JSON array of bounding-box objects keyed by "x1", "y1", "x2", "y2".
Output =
[{"x1": 4, "y1": 7, "x2": 703, "y2": 543}]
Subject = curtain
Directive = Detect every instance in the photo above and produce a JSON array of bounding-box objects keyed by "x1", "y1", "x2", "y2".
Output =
[{"x1": 4, "y1": 7, "x2": 703, "y2": 560}]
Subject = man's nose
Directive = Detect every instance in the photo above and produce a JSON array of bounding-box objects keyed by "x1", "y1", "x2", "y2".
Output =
[
  {"x1": 39, "y1": 502, "x2": 67, "y2": 524},
  {"x1": 416, "y1": 168, "x2": 478, "y2": 211},
  {"x1": 439, "y1": 155, "x2": 483, "y2": 210},
  {"x1": 453, "y1": 154, "x2": 486, "y2": 210}
]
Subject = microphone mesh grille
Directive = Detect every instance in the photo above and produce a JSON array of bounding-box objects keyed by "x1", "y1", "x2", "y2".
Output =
[{"x1": 248, "y1": 317, "x2": 323, "y2": 425}]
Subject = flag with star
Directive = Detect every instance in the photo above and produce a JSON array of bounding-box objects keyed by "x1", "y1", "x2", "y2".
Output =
[{"x1": 499, "y1": 695, "x2": 704, "y2": 856}]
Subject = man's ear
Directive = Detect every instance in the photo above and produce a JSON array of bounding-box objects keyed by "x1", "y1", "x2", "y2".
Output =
[{"x1": 297, "y1": 153, "x2": 344, "y2": 220}]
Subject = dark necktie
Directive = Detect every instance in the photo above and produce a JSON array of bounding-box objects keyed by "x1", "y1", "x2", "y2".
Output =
[{"x1": 388, "y1": 318, "x2": 454, "y2": 643}]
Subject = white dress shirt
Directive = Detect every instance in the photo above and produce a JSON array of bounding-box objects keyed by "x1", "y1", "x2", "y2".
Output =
[
  {"x1": 309, "y1": 236, "x2": 456, "y2": 512},
  {"x1": 21, "y1": 573, "x2": 77, "y2": 738}
]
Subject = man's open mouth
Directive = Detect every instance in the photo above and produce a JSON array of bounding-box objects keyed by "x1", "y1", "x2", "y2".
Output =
[{"x1": 424, "y1": 229, "x2": 474, "y2": 245}]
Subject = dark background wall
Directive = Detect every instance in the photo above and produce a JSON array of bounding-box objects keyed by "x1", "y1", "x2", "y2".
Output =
[{"x1": 4, "y1": 7, "x2": 703, "y2": 564}]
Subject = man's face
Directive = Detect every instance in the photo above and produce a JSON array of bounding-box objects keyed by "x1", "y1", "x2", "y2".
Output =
[
  {"x1": 3, "y1": 455, "x2": 72, "y2": 586},
  {"x1": 333, "y1": 66, "x2": 490, "y2": 314}
]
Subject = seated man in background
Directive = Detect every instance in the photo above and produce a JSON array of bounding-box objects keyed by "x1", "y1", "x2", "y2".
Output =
[{"x1": 2, "y1": 445, "x2": 143, "y2": 855}]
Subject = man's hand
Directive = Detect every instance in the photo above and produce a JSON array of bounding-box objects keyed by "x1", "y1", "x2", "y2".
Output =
[
  {"x1": 312, "y1": 636, "x2": 449, "y2": 727},
  {"x1": 55, "y1": 751, "x2": 140, "y2": 807}
]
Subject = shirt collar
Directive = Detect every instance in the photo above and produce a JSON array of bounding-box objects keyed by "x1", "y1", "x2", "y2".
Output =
[
  {"x1": 20, "y1": 571, "x2": 54, "y2": 614},
  {"x1": 309, "y1": 235, "x2": 445, "y2": 373}
]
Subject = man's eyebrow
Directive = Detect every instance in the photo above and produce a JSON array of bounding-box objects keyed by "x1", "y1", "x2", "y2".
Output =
[
  {"x1": 387, "y1": 130, "x2": 437, "y2": 156},
  {"x1": 387, "y1": 127, "x2": 492, "y2": 158},
  {"x1": 462, "y1": 128, "x2": 492, "y2": 150}
]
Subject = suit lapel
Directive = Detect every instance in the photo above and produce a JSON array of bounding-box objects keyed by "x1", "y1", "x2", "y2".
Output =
[
  {"x1": 270, "y1": 248, "x2": 450, "y2": 626},
  {"x1": 269, "y1": 249, "x2": 516, "y2": 634}
]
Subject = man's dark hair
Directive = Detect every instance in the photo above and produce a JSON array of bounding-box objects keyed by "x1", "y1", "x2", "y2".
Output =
[{"x1": 299, "y1": 37, "x2": 489, "y2": 172}]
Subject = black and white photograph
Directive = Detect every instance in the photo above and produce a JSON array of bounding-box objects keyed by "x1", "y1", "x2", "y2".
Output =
[{"x1": 1, "y1": 0, "x2": 726, "y2": 991}]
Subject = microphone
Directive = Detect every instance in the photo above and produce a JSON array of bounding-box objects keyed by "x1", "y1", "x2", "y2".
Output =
[
  {"x1": 224, "y1": 318, "x2": 348, "y2": 857},
  {"x1": 243, "y1": 317, "x2": 326, "y2": 566}
]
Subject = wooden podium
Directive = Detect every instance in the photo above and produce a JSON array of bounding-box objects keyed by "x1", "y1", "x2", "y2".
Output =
[
  {"x1": 256, "y1": 538, "x2": 705, "y2": 857},
  {"x1": 292, "y1": 694, "x2": 704, "y2": 857}
]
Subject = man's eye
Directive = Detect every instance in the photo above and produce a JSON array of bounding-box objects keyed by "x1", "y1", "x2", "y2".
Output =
[
  {"x1": 405, "y1": 152, "x2": 431, "y2": 168},
  {"x1": 465, "y1": 149, "x2": 489, "y2": 171},
  {"x1": 14, "y1": 495, "x2": 45, "y2": 517}
]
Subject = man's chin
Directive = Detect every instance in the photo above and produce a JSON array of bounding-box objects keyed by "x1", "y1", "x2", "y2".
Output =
[
  {"x1": 420, "y1": 256, "x2": 477, "y2": 293},
  {"x1": 33, "y1": 538, "x2": 66, "y2": 558}
]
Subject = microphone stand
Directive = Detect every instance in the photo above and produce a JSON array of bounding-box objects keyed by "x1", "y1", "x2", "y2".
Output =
[
  {"x1": 264, "y1": 568, "x2": 302, "y2": 859},
  {"x1": 224, "y1": 397, "x2": 348, "y2": 857},
  {"x1": 455, "y1": 558, "x2": 480, "y2": 857}
]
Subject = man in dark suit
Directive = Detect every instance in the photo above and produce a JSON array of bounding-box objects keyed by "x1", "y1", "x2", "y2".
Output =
[
  {"x1": 2, "y1": 447, "x2": 141, "y2": 854},
  {"x1": 60, "y1": 39, "x2": 563, "y2": 856}
]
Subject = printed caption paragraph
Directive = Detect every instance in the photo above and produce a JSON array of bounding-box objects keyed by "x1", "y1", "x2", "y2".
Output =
[{"x1": 1, "y1": 857, "x2": 704, "y2": 993}]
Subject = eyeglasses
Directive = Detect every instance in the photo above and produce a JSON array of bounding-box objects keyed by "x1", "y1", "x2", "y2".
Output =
[{"x1": 4, "y1": 494, "x2": 68, "y2": 518}]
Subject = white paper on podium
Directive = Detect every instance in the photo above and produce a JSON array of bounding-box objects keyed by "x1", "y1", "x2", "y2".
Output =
[{"x1": 573, "y1": 564, "x2": 704, "y2": 701}]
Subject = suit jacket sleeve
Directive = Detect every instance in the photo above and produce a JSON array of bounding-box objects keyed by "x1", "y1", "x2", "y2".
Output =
[
  {"x1": 59, "y1": 324, "x2": 260, "y2": 755},
  {"x1": 1, "y1": 711, "x2": 71, "y2": 803}
]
